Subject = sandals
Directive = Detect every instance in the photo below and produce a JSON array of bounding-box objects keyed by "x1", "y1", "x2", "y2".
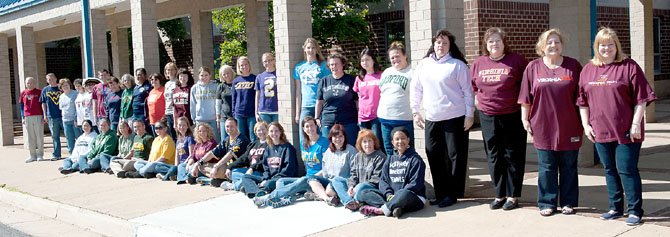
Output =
[
  {"x1": 561, "y1": 206, "x2": 575, "y2": 215},
  {"x1": 540, "y1": 208, "x2": 554, "y2": 217},
  {"x1": 540, "y1": 206, "x2": 575, "y2": 216}
]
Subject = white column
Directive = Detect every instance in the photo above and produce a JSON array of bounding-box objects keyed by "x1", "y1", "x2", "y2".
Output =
[
  {"x1": 549, "y1": 0, "x2": 592, "y2": 63},
  {"x1": 191, "y1": 11, "x2": 214, "y2": 70},
  {"x1": 0, "y1": 34, "x2": 15, "y2": 145},
  {"x1": 91, "y1": 9, "x2": 110, "y2": 73},
  {"x1": 111, "y1": 27, "x2": 130, "y2": 77},
  {"x1": 16, "y1": 26, "x2": 39, "y2": 90},
  {"x1": 246, "y1": 0, "x2": 271, "y2": 74},
  {"x1": 130, "y1": 0, "x2": 159, "y2": 73}
]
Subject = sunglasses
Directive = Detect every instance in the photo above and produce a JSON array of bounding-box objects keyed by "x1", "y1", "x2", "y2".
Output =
[{"x1": 155, "y1": 126, "x2": 166, "y2": 130}]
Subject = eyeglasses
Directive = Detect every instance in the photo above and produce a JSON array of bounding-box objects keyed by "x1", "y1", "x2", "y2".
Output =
[{"x1": 155, "y1": 126, "x2": 166, "y2": 130}]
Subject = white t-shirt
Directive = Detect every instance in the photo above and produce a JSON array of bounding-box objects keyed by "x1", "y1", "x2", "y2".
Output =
[
  {"x1": 378, "y1": 66, "x2": 413, "y2": 121},
  {"x1": 75, "y1": 92, "x2": 96, "y2": 126},
  {"x1": 70, "y1": 131, "x2": 98, "y2": 160}
]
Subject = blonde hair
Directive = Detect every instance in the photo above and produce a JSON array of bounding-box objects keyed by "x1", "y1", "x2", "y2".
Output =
[
  {"x1": 219, "y1": 65, "x2": 236, "y2": 81},
  {"x1": 535, "y1": 28, "x2": 566, "y2": 57},
  {"x1": 591, "y1": 27, "x2": 627, "y2": 66},
  {"x1": 58, "y1": 78, "x2": 72, "y2": 90},
  {"x1": 303, "y1": 38, "x2": 326, "y2": 63},
  {"x1": 236, "y1": 56, "x2": 252, "y2": 75},
  {"x1": 164, "y1": 62, "x2": 178, "y2": 78},
  {"x1": 195, "y1": 123, "x2": 215, "y2": 144}
]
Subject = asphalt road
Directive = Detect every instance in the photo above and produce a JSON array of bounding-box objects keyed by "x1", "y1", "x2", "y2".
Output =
[{"x1": 0, "y1": 222, "x2": 30, "y2": 237}]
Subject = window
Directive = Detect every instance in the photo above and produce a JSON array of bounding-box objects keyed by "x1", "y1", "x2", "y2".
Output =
[
  {"x1": 653, "y1": 17, "x2": 661, "y2": 74},
  {"x1": 385, "y1": 20, "x2": 405, "y2": 50}
]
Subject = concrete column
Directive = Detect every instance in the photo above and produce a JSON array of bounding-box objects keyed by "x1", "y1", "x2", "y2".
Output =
[
  {"x1": 35, "y1": 43, "x2": 46, "y2": 80},
  {"x1": 111, "y1": 27, "x2": 130, "y2": 76},
  {"x1": 16, "y1": 26, "x2": 39, "y2": 90},
  {"x1": 130, "y1": 0, "x2": 159, "y2": 73},
  {"x1": 630, "y1": 0, "x2": 655, "y2": 122},
  {"x1": 273, "y1": 0, "x2": 311, "y2": 146},
  {"x1": 549, "y1": 0, "x2": 592, "y2": 63},
  {"x1": 91, "y1": 9, "x2": 110, "y2": 73},
  {"x1": 246, "y1": 0, "x2": 271, "y2": 74},
  {"x1": 444, "y1": 0, "x2": 465, "y2": 50},
  {"x1": 0, "y1": 34, "x2": 15, "y2": 145},
  {"x1": 191, "y1": 11, "x2": 214, "y2": 70}
]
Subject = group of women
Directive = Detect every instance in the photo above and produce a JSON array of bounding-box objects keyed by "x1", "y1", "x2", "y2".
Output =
[{"x1": 35, "y1": 26, "x2": 655, "y2": 223}]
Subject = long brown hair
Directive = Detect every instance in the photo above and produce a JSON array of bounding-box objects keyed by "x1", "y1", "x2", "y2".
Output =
[
  {"x1": 327, "y1": 124, "x2": 348, "y2": 152},
  {"x1": 301, "y1": 116, "x2": 318, "y2": 150},
  {"x1": 267, "y1": 122, "x2": 288, "y2": 147}
]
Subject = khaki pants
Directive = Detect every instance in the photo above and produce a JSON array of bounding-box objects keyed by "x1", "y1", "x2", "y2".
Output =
[
  {"x1": 110, "y1": 158, "x2": 138, "y2": 173},
  {"x1": 24, "y1": 115, "x2": 44, "y2": 158},
  {"x1": 200, "y1": 162, "x2": 226, "y2": 179}
]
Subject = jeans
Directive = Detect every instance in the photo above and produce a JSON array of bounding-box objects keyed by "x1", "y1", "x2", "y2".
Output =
[
  {"x1": 236, "y1": 116, "x2": 257, "y2": 142},
  {"x1": 268, "y1": 176, "x2": 311, "y2": 200},
  {"x1": 62, "y1": 120, "x2": 81, "y2": 154},
  {"x1": 359, "y1": 118, "x2": 382, "y2": 149},
  {"x1": 425, "y1": 116, "x2": 469, "y2": 200},
  {"x1": 176, "y1": 163, "x2": 195, "y2": 182},
  {"x1": 381, "y1": 189, "x2": 425, "y2": 216},
  {"x1": 379, "y1": 118, "x2": 414, "y2": 155},
  {"x1": 536, "y1": 149, "x2": 579, "y2": 209},
  {"x1": 134, "y1": 160, "x2": 173, "y2": 177},
  {"x1": 479, "y1": 111, "x2": 527, "y2": 198},
  {"x1": 331, "y1": 177, "x2": 379, "y2": 205},
  {"x1": 78, "y1": 156, "x2": 100, "y2": 171},
  {"x1": 62, "y1": 156, "x2": 85, "y2": 171},
  {"x1": 321, "y1": 122, "x2": 359, "y2": 147},
  {"x1": 230, "y1": 168, "x2": 262, "y2": 190},
  {"x1": 259, "y1": 113, "x2": 279, "y2": 123},
  {"x1": 595, "y1": 142, "x2": 644, "y2": 216},
  {"x1": 96, "y1": 153, "x2": 116, "y2": 171},
  {"x1": 48, "y1": 117, "x2": 63, "y2": 158},
  {"x1": 239, "y1": 174, "x2": 267, "y2": 195}
]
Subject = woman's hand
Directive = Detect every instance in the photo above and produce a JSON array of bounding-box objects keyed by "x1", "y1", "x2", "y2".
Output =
[
  {"x1": 347, "y1": 187, "x2": 354, "y2": 197},
  {"x1": 413, "y1": 113, "x2": 425, "y2": 129},
  {"x1": 583, "y1": 124, "x2": 596, "y2": 142},
  {"x1": 630, "y1": 123, "x2": 642, "y2": 142},
  {"x1": 522, "y1": 119, "x2": 532, "y2": 135},
  {"x1": 464, "y1": 116, "x2": 474, "y2": 131},
  {"x1": 225, "y1": 169, "x2": 231, "y2": 179}
]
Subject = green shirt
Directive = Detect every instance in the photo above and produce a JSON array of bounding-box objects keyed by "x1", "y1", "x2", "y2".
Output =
[
  {"x1": 117, "y1": 135, "x2": 134, "y2": 158},
  {"x1": 120, "y1": 88, "x2": 134, "y2": 119},
  {"x1": 132, "y1": 133, "x2": 154, "y2": 160},
  {"x1": 87, "y1": 130, "x2": 118, "y2": 160}
]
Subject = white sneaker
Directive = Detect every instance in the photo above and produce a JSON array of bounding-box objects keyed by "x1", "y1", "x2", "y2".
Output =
[
  {"x1": 25, "y1": 156, "x2": 37, "y2": 163},
  {"x1": 36, "y1": 156, "x2": 45, "y2": 162},
  {"x1": 220, "y1": 181, "x2": 235, "y2": 191}
]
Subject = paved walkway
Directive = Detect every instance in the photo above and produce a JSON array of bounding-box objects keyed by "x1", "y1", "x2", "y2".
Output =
[{"x1": 1, "y1": 99, "x2": 669, "y2": 236}]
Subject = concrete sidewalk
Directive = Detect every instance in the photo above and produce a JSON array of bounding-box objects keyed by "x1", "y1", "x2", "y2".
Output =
[{"x1": 1, "y1": 100, "x2": 669, "y2": 236}]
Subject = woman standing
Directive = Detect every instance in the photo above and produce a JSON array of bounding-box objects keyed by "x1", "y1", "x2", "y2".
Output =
[
  {"x1": 163, "y1": 62, "x2": 179, "y2": 138},
  {"x1": 147, "y1": 73, "x2": 166, "y2": 134},
  {"x1": 119, "y1": 74, "x2": 135, "y2": 123},
  {"x1": 232, "y1": 56, "x2": 258, "y2": 141},
  {"x1": 293, "y1": 38, "x2": 330, "y2": 138},
  {"x1": 354, "y1": 48, "x2": 383, "y2": 146},
  {"x1": 519, "y1": 28, "x2": 583, "y2": 215},
  {"x1": 59, "y1": 78, "x2": 80, "y2": 155},
  {"x1": 105, "y1": 77, "x2": 124, "y2": 131},
  {"x1": 411, "y1": 29, "x2": 474, "y2": 208},
  {"x1": 315, "y1": 54, "x2": 359, "y2": 146},
  {"x1": 190, "y1": 67, "x2": 220, "y2": 142},
  {"x1": 217, "y1": 65, "x2": 235, "y2": 139},
  {"x1": 578, "y1": 27, "x2": 656, "y2": 226},
  {"x1": 77, "y1": 78, "x2": 99, "y2": 131},
  {"x1": 472, "y1": 27, "x2": 529, "y2": 211},
  {"x1": 378, "y1": 42, "x2": 414, "y2": 155},
  {"x1": 173, "y1": 68, "x2": 194, "y2": 126},
  {"x1": 255, "y1": 52, "x2": 279, "y2": 123}
]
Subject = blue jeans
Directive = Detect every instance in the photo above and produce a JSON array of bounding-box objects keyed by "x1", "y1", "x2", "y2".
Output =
[
  {"x1": 321, "y1": 122, "x2": 359, "y2": 147},
  {"x1": 268, "y1": 176, "x2": 311, "y2": 200},
  {"x1": 239, "y1": 174, "x2": 270, "y2": 195},
  {"x1": 219, "y1": 120, "x2": 227, "y2": 142},
  {"x1": 230, "y1": 168, "x2": 262, "y2": 190},
  {"x1": 48, "y1": 117, "x2": 63, "y2": 158},
  {"x1": 62, "y1": 156, "x2": 85, "y2": 171},
  {"x1": 259, "y1": 113, "x2": 279, "y2": 123},
  {"x1": 78, "y1": 156, "x2": 100, "y2": 171},
  {"x1": 595, "y1": 142, "x2": 644, "y2": 216},
  {"x1": 331, "y1": 177, "x2": 379, "y2": 205},
  {"x1": 134, "y1": 160, "x2": 173, "y2": 177},
  {"x1": 359, "y1": 118, "x2": 382, "y2": 148},
  {"x1": 176, "y1": 163, "x2": 195, "y2": 182},
  {"x1": 165, "y1": 114, "x2": 176, "y2": 140},
  {"x1": 236, "y1": 116, "x2": 257, "y2": 142},
  {"x1": 381, "y1": 189, "x2": 425, "y2": 216},
  {"x1": 379, "y1": 118, "x2": 414, "y2": 155},
  {"x1": 62, "y1": 120, "x2": 81, "y2": 154},
  {"x1": 536, "y1": 149, "x2": 579, "y2": 209},
  {"x1": 96, "y1": 153, "x2": 117, "y2": 171}
]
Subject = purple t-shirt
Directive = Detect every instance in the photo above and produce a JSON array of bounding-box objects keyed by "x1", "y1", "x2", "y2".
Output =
[
  {"x1": 472, "y1": 53, "x2": 528, "y2": 115},
  {"x1": 255, "y1": 71, "x2": 279, "y2": 113},
  {"x1": 518, "y1": 57, "x2": 583, "y2": 151},
  {"x1": 176, "y1": 136, "x2": 195, "y2": 164},
  {"x1": 577, "y1": 58, "x2": 657, "y2": 144},
  {"x1": 353, "y1": 72, "x2": 382, "y2": 122}
]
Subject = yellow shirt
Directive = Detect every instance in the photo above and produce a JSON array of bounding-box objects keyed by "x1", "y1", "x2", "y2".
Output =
[{"x1": 148, "y1": 135, "x2": 176, "y2": 164}]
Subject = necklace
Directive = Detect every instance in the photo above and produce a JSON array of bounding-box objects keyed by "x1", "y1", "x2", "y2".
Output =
[{"x1": 489, "y1": 54, "x2": 505, "y2": 61}]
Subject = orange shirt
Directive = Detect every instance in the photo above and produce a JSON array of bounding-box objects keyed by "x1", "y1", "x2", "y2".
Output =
[{"x1": 147, "y1": 87, "x2": 165, "y2": 124}]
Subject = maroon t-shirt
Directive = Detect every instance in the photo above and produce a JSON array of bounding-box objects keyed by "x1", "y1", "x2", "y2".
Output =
[
  {"x1": 172, "y1": 86, "x2": 192, "y2": 124},
  {"x1": 20, "y1": 88, "x2": 43, "y2": 117},
  {"x1": 518, "y1": 57, "x2": 583, "y2": 151},
  {"x1": 577, "y1": 58, "x2": 657, "y2": 144},
  {"x1": 471, "y1": 53, "x2": 528, "y2": 115},
  {"x1": 92, "y1": 83, "x2": 110, "y2": 118}
]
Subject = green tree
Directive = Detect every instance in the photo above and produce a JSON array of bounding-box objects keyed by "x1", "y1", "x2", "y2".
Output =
[{"x1": 212, "y1": 6, "x2": 247, "y2": 67}]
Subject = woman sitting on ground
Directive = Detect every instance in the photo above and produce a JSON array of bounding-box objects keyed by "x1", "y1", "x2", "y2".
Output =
[
  {"x1": 177, "y1": 123, "x2": 218, "y2": 184},
  {"x1": 359, "y1": 127, "x2": 427, "y2": 218},
  {"x1": 99, "y1": 120, "x2": 134, "y2": 174},
  {"x1": 331, "y1": 129, "x2": 387, "y2": 211},
  {"x1": 60, "y1": 120, "x2": 97, "y2": 174},
  {"x1": 129, "y1": 118, "x2": 176, "y2": 178},
  {"x1": 163, "y1": 116, "x2": 195, "y2": 181},
  {"x1": 220, "y1": 121, "x2": 269, "y2": 191}
]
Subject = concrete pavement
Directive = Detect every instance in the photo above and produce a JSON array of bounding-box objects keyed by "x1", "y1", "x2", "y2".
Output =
[{"x1": 1, "y1": 99, "x2": 669, "y2": 236}]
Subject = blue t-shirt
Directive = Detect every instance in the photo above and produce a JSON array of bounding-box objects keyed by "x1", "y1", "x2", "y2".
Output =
[
  {"x1": 293, "y1": 61, "x2": 331, "y2": 108},
  {"x1": 40, "y1": 86, "x2": 62, "y2": 118},
  {"x1": 132, "y1": 80, "x2": 152, "y2": 118},
  {"x1": 301, "y1": 136, "x2": 330, "y2": 176},
  {"x1": 255, "y1": 71, "x2": 278, "y2": 113},
  {"x1": 232, "y1": 74, "x2": 256, "y2": 118},
  {"x1": 176, "y1": 136, "x2": 196, "y2": 164},
  {"x1": 105, "y1": 90, "x2": 123, "y2": 124}
]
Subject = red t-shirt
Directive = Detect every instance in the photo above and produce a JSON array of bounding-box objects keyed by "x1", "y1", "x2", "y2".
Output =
[
  {"x1": 192, "y1": 140, "x2": 218, "y2": 163},
  {"x1": 518, "y1": 57, "x2": 583, "y2": 151},
  {"x1": 147, "y1": 87, "x2": 166, "y2": 124},
  {"x1": 20, "y1": 88, "x2": 43, "y2": 117},
  {"x1": 577, "y1": 58, "x2": 657, "y2": 144},
  {"x1": 92, "y1": 83, "x2": 109, "y2": 118},
  {"x1": 471, "y1": 53, "x2": 528, "y2": 115}
]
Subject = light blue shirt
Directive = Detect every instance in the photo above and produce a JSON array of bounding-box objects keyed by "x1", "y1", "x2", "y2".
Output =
[
  {"x1": 293, "y1": 61, "x2": 331, "y2": 108},
  {"x1": 58, "y1": 90, "x2": 78, "y2": 122}
]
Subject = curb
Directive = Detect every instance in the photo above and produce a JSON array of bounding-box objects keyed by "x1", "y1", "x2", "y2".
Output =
[{"x1": 0, "y1": 187, "x2": 136, "y2": 237}]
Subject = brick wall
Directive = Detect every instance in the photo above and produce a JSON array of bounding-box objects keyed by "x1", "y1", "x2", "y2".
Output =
[
  {"x1": 654, "y1": 9, "x2": 670, "y2": 81},
  {"x1": 45, "y1": 48, "x2": 82, "y2": 81},
  {"x1": 163, "y1": 39, "x2": 193, "y2": 70},
  {"x1": 337, "y1": 10, "x2": 405, "y2": 67},
  {"x1": 9, "y1": 50, "x2": 15, "y2": 105}
]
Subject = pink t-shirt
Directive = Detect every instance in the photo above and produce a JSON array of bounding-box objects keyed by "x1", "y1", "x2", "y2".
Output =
[
  {"x1": 92, "y1": 83, "x2": 109, "y2": 118},
  {"x1": 353, "y1": 72, "x2": 382, "y2": 122},
  {"x1": 577, "y1": 58, "x2": 657, "y2": 144},
  {"x1": 472, "y1": 53, "x2": 528, "y2": 115},
  {"x1": 518, "y1": 57, "x2": 583, "y2": 151}
]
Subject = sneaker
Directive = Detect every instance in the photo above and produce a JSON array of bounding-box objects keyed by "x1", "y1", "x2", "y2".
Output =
[
  {"x1": 50, "y1": 157, "x2": 61, "y2": 161},
  {"x1": 116, "y1": 171, "x2": 127, "y2": 178},
  {"x1": 60, "y1": 169, "x2": 73, "y2": 175},
  {"x1": 268, "y1": 196, "x2": 295, "y2": 208},
  {"x1": 345, "y1": 201, "x2": 361, "y2": 211},
  {"x1": 303, "y1": 191, "x2": 321, "y2": 201},
  {"x1": 36, "y1": 156, "x2": 45, "y2": 162},
  {"x1": 359, "y1": 206, "x2": 383, "y2": 216},
  {"x1": 144, "y1": 172, "x2": 157, "y2": 179},
  {"x1": 490, "y1": 198, "x2": 506, "y2": 210},
  {"x1": 187, "y1": 177, "x2": 197, "y2": 184},
  {"x1": 196, "y1": 177, "x2": 211, "y2": 186},
  {"x1": 156, "y1": 174, "x2": 165, "y2": 180},
  {"x1": 438, "y1": 197, "x2": 457, "y2": 208},
  {"x1": 211, "y1": 178, "x2": 224, "y2": 187},
  {"x1": 626, "y1": 214, "x2": 642, "y2": 226},
  {"x1": 125, "y1": 171, "x2": 143, "y2": 178},
  {"x1": 255, "y1": 190, "x2": 267, "y2": 197},
  {"x1": 502, "y1": 199, "x2": 518, "y2": 210},
  {"x1": 253, "y1": 196, "x2": 268, "y2": 208},
  {"x1": 169, "y1": 175, "x2": 177, "y2": 181},
  {"x1": 220, "y1": 181, "x2": 235, "y2": 191},
  {"x1": 392, "y1": 208, "x2": 403, "y2": 218},
  {"x1": 25, "y1": 156, "x2": 37, "y2": 163},
  {"x1": 83, "y1": 168, "x2": 96, "y2": 174},
  {"x1": 104, "y1": 169, "x2": 114, "y2": 175},
  {"x1": 326, "y1": 196, "x2": 341, "y2": 207},
  {"x1": 600, "y1": 210, "x2": 623, "y2": 220}
]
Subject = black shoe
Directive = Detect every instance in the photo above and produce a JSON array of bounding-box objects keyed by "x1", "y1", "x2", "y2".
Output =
[
  {"x1": 144, "y1": 172, "x2": 157, "y2": 179},
  {"x1": 246, "y1": 192, "x2": 258, "y2": 199},
  {"x1": 392, "y1": 208, "x2": 403, "y2": 218},
  {"x1": 187, "y1": 177, "x2": 197, "y2": 184},
  {"x1": 83, "y1": 168, "x2": 96, "y2": 174},
  {"x1": 116, "y1": 171, "x2": 127, "y2": 178},
  {"x1": 125, "y1": 171, "x2": 143, "y2": 178},
  {"x1": 502, "y1": 199, "x2": 519, "y2": 210},
  {"x1": 437, "y1": 197, "x2": 456, "y2": 208},
  {"x1": 177, "y1": 181, "x2": 186, "y2": 185},
  {"x1": 211, "y1": 178, "x2": 224, "y2": 187},
  {"x1": 60, "y1": 169, "x2": 73, "y2": 175},
  {"x1": 490, "y1": 198, "x2": 506, "y2": 210},
  {"x1": 104, "y1": 169, "x2": 114, "y2": 174}
]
